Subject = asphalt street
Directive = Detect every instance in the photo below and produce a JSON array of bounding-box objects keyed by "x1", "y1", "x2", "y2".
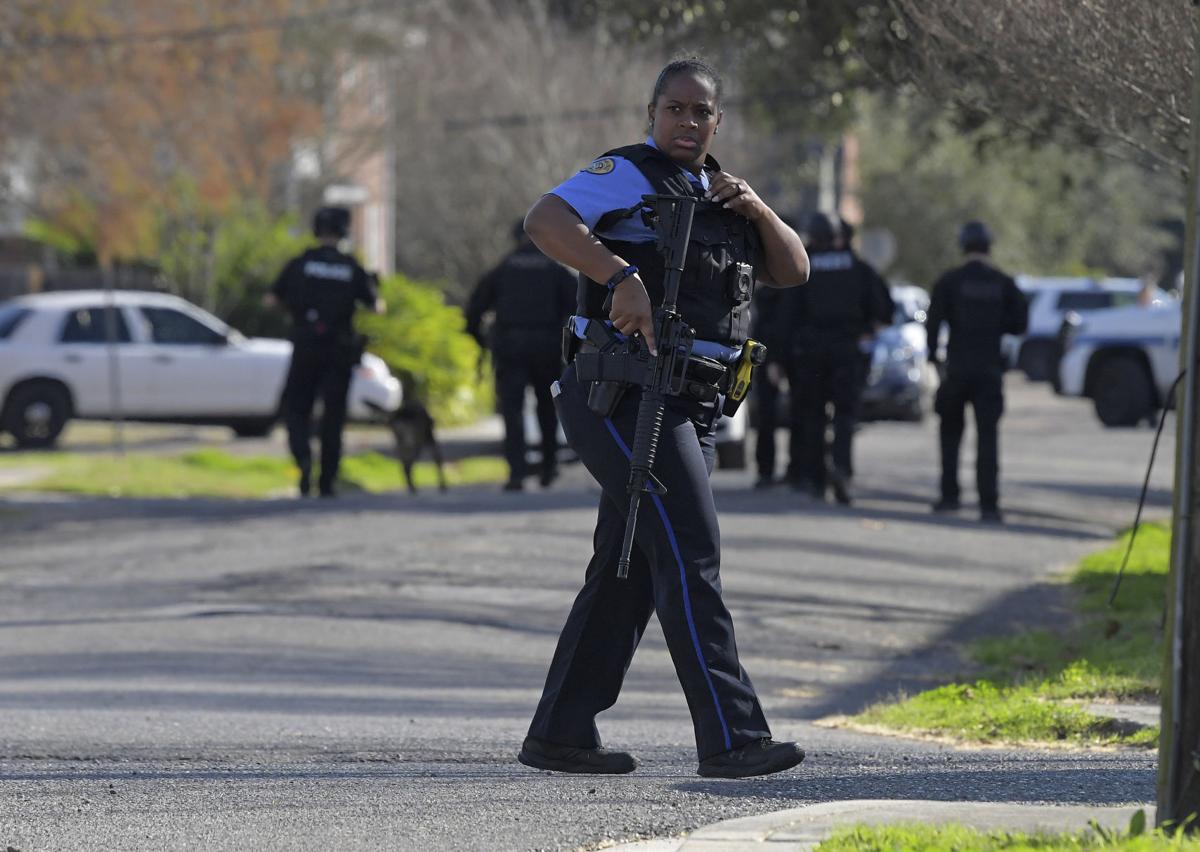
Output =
[{"x1": 0, "y1": 379, "x2": 1170, "y2": 850}]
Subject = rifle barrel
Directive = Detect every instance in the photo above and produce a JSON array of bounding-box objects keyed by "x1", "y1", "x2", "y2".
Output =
[{"x1": 615, "y1": 194, "x2": 697, "y2": 579}]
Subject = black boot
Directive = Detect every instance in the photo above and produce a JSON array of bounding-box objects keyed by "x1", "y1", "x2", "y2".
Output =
[
  {"x1": 697, "y1": 738, "x2": 805, "y2": 779},
  {"x1": 517, "y1": 736, "x2": 638, "y2": 774},
  {"x1": 980, "y1": 505, "x2": 1004, "y2": 524},
  {"x1": 829, "y1": 468, "x2": 853, "y2": 506}
]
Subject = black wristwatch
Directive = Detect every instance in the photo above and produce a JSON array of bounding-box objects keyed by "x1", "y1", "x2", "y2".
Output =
[{"x1": 603, "y1": 265, "x2": 639, "y2": 290}]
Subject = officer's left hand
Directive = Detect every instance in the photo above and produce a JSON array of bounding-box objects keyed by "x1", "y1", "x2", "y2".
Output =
[{"x1": 706, "y1": 172, "x2": 766, "y2": 222}]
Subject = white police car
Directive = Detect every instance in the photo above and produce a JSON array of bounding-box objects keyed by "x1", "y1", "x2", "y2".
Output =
[
  {"x1": 1003, "y1": 276, "x2": 1146, "y2": 381},
  {"x1": 0, "y1": 290, "x2": 401, "y2": 448},
  {"x1": 1057, "y1": 299, "x2": 1181, "y2": 426}
]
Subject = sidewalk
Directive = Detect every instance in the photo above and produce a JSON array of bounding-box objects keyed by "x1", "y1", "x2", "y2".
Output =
[{"x1": 618, "y1": 800, "x2": 1151, "y2": 851}]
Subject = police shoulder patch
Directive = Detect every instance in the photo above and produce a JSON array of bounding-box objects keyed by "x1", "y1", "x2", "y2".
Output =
[{"x1": 584, "y1": 157, "x2": 616, "y2": 175}]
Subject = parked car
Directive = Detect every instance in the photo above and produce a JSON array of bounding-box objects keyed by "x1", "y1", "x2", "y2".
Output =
[
  {"x1": 0, "y1": 290, "x2": 401, "y2": 448},
  {"x1": 861, "y1": 284, "x2": 935, "y2": 422},
  {"x1": 1057, "y1": 299, "x2": 1181, "y2": 427},
  {"x1": 713, "y1": 399, "x2": 749, "y2": 469},
  {"x1": 1002, "y1": 276, "x2": 1151, "y2": 382}
]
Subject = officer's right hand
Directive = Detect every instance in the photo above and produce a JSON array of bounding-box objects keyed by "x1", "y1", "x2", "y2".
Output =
[{"x1": 610, "y1": 275, "x2": 656, "y2": 355}]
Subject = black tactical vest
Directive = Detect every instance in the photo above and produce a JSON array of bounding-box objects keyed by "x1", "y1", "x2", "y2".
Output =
[
  {"x1": 578, "y1": 144, "x2": 761, "y2": 347},
  {"x1": 285, "y1": 246, "x2": 363, "y2": 342},
  {"x1": 796, "y1": 249, "x2": 872, "y2": 334}
]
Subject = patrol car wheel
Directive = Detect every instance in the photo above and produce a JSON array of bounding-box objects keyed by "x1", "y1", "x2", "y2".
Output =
[
  {"x1": 1018, "y1": 340, "x2": 1061, "y2": 383},
  {"x1": 716, "y1": 438, "x2": 747, "y2": 470},
  {"x1": 1093, "y1": 356, "x2": 1154, "y2": 428},
  {"x1": 3, "y1": 381, "x2": 70, "y2": 449},
  {"x1": 230, "y1": 417, "x2": 277, "y2": 438}
]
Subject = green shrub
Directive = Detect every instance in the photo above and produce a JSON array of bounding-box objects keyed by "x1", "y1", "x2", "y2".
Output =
[
  {"x1": 356, "y1": 274, "x2": 492, "y2": 426},
  {"x1": 156, "y1": 196, "x2": 309, "y2": 339}
]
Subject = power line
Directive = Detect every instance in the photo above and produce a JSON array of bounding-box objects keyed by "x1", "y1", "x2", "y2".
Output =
[
  {"x1": 9, "y1": 1, "x2": 396, "y2": 51},
  {"x1": 442, "y1": 85, "x2": 834, "y2": 132},
  {"x1": 443, "y1": 104, "x2": 632, "y2": 131}
]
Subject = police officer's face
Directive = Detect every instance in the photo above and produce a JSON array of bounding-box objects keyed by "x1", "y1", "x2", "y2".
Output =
[{"x1": 648, "y1": 72, "x2": 721, "y2": 171}]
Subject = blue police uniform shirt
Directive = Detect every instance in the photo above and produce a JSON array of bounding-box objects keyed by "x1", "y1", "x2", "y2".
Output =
[{"x1": 549, "y1": 137, "x2": 712, "y2": 243}]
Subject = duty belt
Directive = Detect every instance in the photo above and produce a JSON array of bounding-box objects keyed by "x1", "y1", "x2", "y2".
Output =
[{"x1": 567, "y1": 315, "x2": 736, "y2": 404}]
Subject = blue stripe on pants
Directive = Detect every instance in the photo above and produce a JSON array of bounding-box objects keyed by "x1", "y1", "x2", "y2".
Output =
[{"x1": 603, "y1": 416, "x2": 733, "y2": 752}]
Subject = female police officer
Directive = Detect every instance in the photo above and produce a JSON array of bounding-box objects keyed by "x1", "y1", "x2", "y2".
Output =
[{"x1": 518, "y1": 59, "x2": 810, "y2": 778}]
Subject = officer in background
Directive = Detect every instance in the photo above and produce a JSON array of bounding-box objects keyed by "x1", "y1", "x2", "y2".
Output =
[
  {"x1": 925, "y1": 221, "x2": 1028, "y2": 523},
  {"x1": 750, "y1": 217, "x2": 805, "y2": 489},
  {"x1": 467, "y1": 221, "x2": 577, "y2": 491},
  {"x1": 268, "y1": 206, "x2": 384, "y2": 498},
  {"x1": 786, "y1": 212, "x2": 888, "y2": 505},
  {"x1": 836, "y1": 216, "x2": 894, "y2": 397}
]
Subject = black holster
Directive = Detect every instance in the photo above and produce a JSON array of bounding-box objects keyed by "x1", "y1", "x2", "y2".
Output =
[{"x1": 587, "y1": 380, "x2": 627, "y2": 417}]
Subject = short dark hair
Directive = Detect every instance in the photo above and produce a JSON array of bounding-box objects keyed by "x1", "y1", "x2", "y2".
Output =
[
  {"x1": 805, "y1": 211, "x2": 837, "y2": 250},
  {"x1": 958, "y1": 220, "x2": 993, "y2": 254},
  {"x1": 650, "y1": 57, "x2": 723, "y2": 106}
]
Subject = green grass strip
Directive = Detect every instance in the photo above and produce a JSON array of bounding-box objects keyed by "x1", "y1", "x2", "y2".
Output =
[
  {"x1": 336, "y1": 451, "x2": 507, "y2": 493},
  {"x1": 0, "y1": 449, "x2": 508, "y2": 499},
  {"x1": 854, "y1": 524, "x2": 1168, "y2": 747},
  {"x1": 816, "y1": 816, "x2": 1200, "y2": 851}
]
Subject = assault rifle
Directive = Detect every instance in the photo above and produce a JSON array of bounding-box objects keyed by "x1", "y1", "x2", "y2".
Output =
[{"x1": 616, "y1": 194, "x2": 698, "y2": 579}]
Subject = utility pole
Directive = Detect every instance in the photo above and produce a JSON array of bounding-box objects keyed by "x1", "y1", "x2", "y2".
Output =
[
  {"x1": 100, "y1": 257, "x2": 125, "y2": 457},
  {"x1": 1158, "y1": 0, "x2": 1200, "y2": 827}
]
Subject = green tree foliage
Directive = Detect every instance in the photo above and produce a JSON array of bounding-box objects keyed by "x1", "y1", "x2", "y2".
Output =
[
  {"x1": 855, "y1": 94, "x2": 1181, "y2": 287},
  {"x1": 23, "y1": 216, "x2": 99, "y2": 263},
  {"x1": 355, "y1": 275, "x2": 492, "y2": 427},
  {"x1": 208, "y1": 206, "x2": 312, "y2": 339},
  {"x1": 156, "y1": 194, "x2": 311, "y2": 338},
  {"x1": 561, "y1": 0, "x2": 894, "y2": 134}
]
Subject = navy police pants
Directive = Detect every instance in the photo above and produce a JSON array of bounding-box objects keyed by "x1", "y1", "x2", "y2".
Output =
[
  {"x1": 935, "y1": 368, "x2": 1005, "y2": 510},
  {"x1": 787, "y1": 334, "x2": 861, "y2": 489},
  {"x1": 527, "y1": 365, "x2": 771, "y2": 760},
  {"x1": 495, "y1": 353, "x2": 561, "y2": 482},
  {"x1": 283, "y1": 344, "x2": 352, "y2": 491}
]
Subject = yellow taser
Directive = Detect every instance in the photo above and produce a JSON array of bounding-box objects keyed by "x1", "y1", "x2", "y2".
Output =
[{"x1": 728, "y1": 339, "x2": 768, "y2": 404}]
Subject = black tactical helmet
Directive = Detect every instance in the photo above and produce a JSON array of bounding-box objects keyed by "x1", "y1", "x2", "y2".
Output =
[
  {"x1": 958, "y1": 220, "x2": 993, "y2": 254},
  {"x1": 312, "y1": 206, "x2": 351, "y2": 239},
  {"x1": 806, "y1": 212, "x2": 837, "y2": 250}
]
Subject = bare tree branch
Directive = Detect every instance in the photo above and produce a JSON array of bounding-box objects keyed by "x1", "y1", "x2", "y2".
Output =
[{"x1": 885, "y1": 0, "x2": 1194, "y2": 170}]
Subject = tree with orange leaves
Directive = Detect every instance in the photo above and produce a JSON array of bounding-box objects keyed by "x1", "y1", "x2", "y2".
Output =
[{"x1": 1, "y1": 0, "x2": 329, "y2": 269}]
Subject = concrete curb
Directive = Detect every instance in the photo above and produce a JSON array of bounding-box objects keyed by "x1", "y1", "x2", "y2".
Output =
[
  {"x1": 615, "y1": 800, "x2": 1152, "y2": 851},
  {"x1": 0, "y1": 467, "x2": 50, "y2": 488}
]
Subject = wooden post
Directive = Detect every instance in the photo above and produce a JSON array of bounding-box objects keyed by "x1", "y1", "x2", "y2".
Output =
[{"x1": 100, "y1": 257, "x2": 125, "y2": 457}]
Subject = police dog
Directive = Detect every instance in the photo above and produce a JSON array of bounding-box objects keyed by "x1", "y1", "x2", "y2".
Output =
[{"x1": 366, "y1": 396, "x2": 447, "y2": 494}]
